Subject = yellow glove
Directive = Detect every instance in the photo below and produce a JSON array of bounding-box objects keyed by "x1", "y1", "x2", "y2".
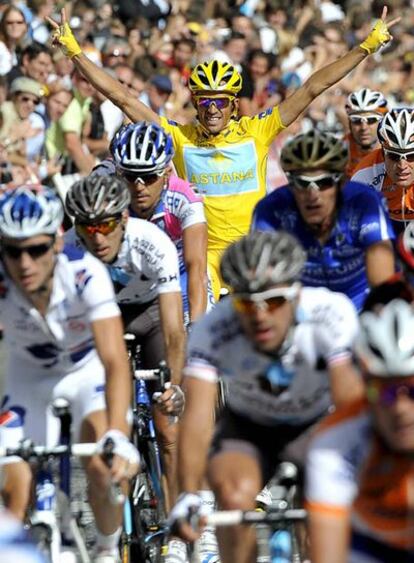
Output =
[
  {"x1": 52, "y1": 22, "x2": 82, "y2": 58},
  {"x1": 359, "y1": 19, "x2": 391, "y2": 55}
]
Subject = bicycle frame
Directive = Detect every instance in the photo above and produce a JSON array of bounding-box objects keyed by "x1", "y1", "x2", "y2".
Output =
[
  {"x1": 25, "y1": 399, "x2": 93, "y2": 563},
  {"x1": 122, "y1": 334, "x2": 169, "y2": 562}
]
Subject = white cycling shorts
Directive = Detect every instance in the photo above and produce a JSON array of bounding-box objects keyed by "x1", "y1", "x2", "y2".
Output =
[{"x1": 0, "y1": 354, "x2": 106, "y2": 465}]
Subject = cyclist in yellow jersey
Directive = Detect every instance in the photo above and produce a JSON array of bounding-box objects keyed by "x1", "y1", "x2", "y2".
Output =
[{"x1": 48, "y1": 7, "x2": 399, "y2": 300}]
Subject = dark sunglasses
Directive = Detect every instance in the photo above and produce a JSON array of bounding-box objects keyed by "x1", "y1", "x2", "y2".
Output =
[
  {"x1": 196, "y1": 97, "x2": 232, "y2": 110},
  {"x1": 2, "y1": 240, "x2": 54, "y2": 260},
  {"x1": 290, "y1": 173, "x2": 341, "y2": 191},
  {"x1": 383, "y1": 149, "x2": 414, "y2": 163},
  {"x1": 120, "y1": 171, "x2": 162, "y2": 185},
  {"x1": 367, "y1": 380, "x2": 414, "y2": 406},
  {"x1": 349, "y1": 115, "x2": 382, "y2": 125},
  {"x1": 76, "y1": 217, "x2": 120, "y2": 237},
  {"x1": 19, "y1": 95, "x2": 40, "y2": 104}
]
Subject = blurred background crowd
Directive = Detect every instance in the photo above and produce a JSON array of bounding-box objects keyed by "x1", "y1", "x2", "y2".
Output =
[{"x1": 0, "y1": 0, "x2": 413, "y2": 191}]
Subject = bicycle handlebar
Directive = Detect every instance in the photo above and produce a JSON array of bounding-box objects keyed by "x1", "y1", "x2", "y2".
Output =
[
  {"x1": 204, "y1": 508, "x2": 307, "y2": 527},
  {"x1": 0, "y1": 441, "x2": 98, "y2": 460}
]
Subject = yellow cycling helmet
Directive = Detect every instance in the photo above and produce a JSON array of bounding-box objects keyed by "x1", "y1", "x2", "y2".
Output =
[{"x1": 188, "y1": 60, "x2": 243, "y2": 95}]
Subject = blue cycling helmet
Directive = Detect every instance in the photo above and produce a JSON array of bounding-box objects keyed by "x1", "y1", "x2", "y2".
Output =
[
  {"x1": 0, "y1": 185, "x2": 63, "y2": 238},
  {"x1": 111, "y1": 121, "x2": 174, "y2": 175}
]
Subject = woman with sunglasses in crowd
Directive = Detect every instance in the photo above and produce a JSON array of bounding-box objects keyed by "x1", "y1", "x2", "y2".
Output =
[
  {"x1": 352, "y1": 108, "x2": 414, "y2": 235},
  {"x1": 252, "y1": 130, "x2": 396, "y2": 312},
  {"x1": 0, "y1": 5, "x2": 28, "y2": 76}
]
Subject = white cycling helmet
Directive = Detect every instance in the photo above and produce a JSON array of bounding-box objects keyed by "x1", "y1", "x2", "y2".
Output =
[
  {"x1": 0, "y1": 185, "x2": 63, "y2": 239},
  {"x1": 345, "y1": 88, "x2": 388, "y2": 114},
  {"x1": 356, "y1": 299, "x2": 414, "y2": 377},
  {"x1": 111, "y1": 122, "x2": 174, "y2": 175},
  {"x1": 378, "y1": 108, "x2": 414, "y2": 150}
]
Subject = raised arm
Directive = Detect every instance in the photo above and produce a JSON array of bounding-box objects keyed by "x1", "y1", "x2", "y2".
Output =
[
  {"x1": 47, "y1": 9, "x2": 161, "y2": 125},
  {"x1": 279, "y1": 7, "x2": 399, "y2": 127}
]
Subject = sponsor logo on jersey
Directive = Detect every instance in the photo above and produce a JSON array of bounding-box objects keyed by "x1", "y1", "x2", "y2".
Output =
[
  {"x1": 75, "y1": 268, "x2": 92, "y2": 295},
  {"x1": 183, "y1": 142, "x2": 259, "y2": 196},
  {"x1": 0, "y1": 406, "x2": 25, "y2": 428}
]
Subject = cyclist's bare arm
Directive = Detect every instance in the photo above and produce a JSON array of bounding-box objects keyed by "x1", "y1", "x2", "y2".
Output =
[
  {"x1": 158, "y1": 292, "x2": 186, "y2": 385},
  {"x1": 365, "y1": 240, "x2": 395, "y2": 286},
  {"x1": 279, "y1": 7, "x2": 399, "y2": 127},
  {"x1": 74, "y1": 53, "x2": 160, "y2": 124},
  {"x1": 92, "y1": 315, "x2": 131, "y2": 434},
  {"x1": 178, "y1": 376, "x2": 217, "y2": 492},
  {"x1": 329, "y1": 361, "x2": 364, "y2": 408},
  {"x1": 183, "y1": 223, "x2": 208, "y2": 322},
  {"x1": 309, "y1": 511, "x2": 349, "y2": 563},
  {"x1": 47, "y1": 8, "x2": 161, "y2": 125}
]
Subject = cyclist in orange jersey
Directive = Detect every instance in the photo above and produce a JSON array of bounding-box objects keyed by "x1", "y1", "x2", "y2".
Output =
[
  {"x1": 344, "y1": 88, "x2": 388, "y2": 179},
  {"x1": 306, "y1": 298, "x2": 414, "y2": 563},
  {"x1": 352, "y1": 108, "x2": 414, "y2": 234}
]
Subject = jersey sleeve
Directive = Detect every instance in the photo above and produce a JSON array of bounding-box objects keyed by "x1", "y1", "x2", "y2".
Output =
[
  {"x1": 242, "y1": 106, "x2": 286, "y2": 148},
  {"x1": 314, "y1": 292, "x2": 359, "y2": 366},
  {"x1": 183, "y1": 320, "x2": 219, "y2": 383},
  {"x1": 168, "y1": 177, "x2": 206, "y2": 230},
  {"x1": 354, "y1": 185, "x2": 395, "y2": 247},
  {"x1": 76, "y1": 252, "x2": 121, "y2": 322},
  {"x1": 306, "y1": 403, "x2": 368, "y2": 515}
]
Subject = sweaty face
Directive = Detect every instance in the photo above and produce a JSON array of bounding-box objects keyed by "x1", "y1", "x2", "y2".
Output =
[
  {"x1": 1, "y1": 235, "x2": 57, "y2": 295},
  {"x1": 234, "y1": 285, "x2": 296, "y2": 353},
  {"x1": 125, "y1": 174, "x2": 165, "y2": 219},
  {"x1": 195, "y1": 94, "x2": 237, "y2": 135},
  {"x1": 349, "y1": 112, "x2": 382, "y2": 150},
  {"x1": 384, "y1": 149, "x2": 414, "y2": 188},
  {"x1": 290, "y1": 170, "x2": 338, "y2": 229},
  {"x1": 368, "y1": 376, "x2": 414, "y2": 453},
  {"x1": 76, "y1": 217, "x2": 124, "y2": 263}
]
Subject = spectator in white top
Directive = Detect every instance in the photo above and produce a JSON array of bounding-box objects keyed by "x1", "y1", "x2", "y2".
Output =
[{"x1": 0, "y1": 6, "x2": 28, "y2": 76}]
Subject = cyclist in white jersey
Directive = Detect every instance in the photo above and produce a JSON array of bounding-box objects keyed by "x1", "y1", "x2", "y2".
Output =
[
  {"x1": 0, "y1": 186, "x2": 138, "y2": 563},
  {"x1": 168, "y1": 231, "x2": 364, "y2": 563},
  {"x1": 64, "y1": 174, "x2": 185, "y2": 508}
]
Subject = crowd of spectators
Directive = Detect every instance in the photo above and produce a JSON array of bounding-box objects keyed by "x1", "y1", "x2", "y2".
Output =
[{"x1": 0, "y1": 0, "x2": 413, "y2": 190}]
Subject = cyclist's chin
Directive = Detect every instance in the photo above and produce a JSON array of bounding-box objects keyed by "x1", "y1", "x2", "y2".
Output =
[{"x1": 202, "y1": 117, "x2": 227, "y2": 135}]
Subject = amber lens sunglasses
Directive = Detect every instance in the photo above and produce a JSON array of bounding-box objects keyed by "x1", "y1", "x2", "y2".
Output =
[{"x1": 76, "y1": 217, "x2": 120, "y2": 237}]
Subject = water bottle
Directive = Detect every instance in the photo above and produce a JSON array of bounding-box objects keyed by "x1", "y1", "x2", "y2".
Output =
[{"x1": 269, "y1": 529, "x2": 292, "y2": 563}]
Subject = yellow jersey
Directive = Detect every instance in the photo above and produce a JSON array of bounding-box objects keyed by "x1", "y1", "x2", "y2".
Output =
[{"x1": 160, "y1": 107, "x2": 285, "y2": 251}]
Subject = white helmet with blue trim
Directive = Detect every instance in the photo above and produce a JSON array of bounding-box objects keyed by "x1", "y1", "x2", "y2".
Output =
[{"x1": 0, "y1": 185, "x2": 63, "y2": 238}]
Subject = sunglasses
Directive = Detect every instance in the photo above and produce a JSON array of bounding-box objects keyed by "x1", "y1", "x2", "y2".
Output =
[
  {"x1": 5, "y1": 20, "x2": 25, "y2": 25},
  {"x1": 349, "y1": 115, "x2": 382, "y2": 125},
  {"x1": 2, "y1": 240, "x2": 54, "y2": 260},
  {"x1": 19, "y1": 95, "x2": 40, "y2": 105},
  {"x1": 290, "y1": 173, "x2": 341, "y2": 191},
  {"x1": 232, "y1": 283, "x2": 300, "y2": 315},
  {"x1": 120, "y1": 171, "x2": 162, "y2": 185},
  {"x1": 76, "y1": 217, "x2": 120, "y2": 237},
  {"x1": 366, "y1": 380, "x2": 414, "y2": 406},
  {"x1": 196, "y1": 97, "x2": 233, "y2": 110},
  {"x1": 383, "y1": 148, "x2": 414, "y2": 163}
]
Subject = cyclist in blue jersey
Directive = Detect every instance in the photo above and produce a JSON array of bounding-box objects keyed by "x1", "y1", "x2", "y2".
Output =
[{"x1": 252, "y1": 130, "x2": 396, "y2": 311}]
